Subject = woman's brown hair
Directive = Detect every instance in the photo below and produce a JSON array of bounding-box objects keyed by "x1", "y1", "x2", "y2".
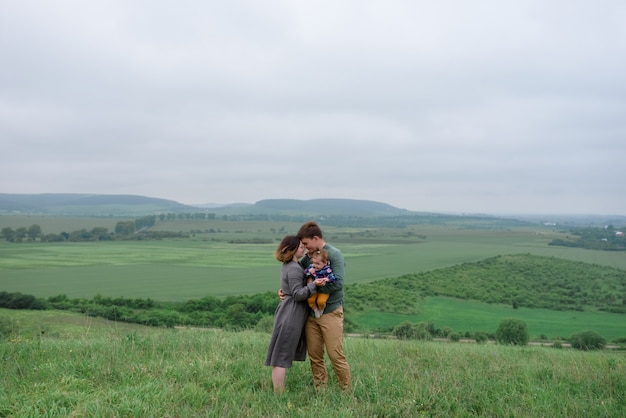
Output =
[{"x1": 275, "y1": 235, "x2": 301, "y2": 263}]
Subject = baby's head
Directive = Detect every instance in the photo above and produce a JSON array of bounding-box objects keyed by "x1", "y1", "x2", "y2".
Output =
[{"x1": 310, "y1": 249, "x2": 329, "y2": 269}]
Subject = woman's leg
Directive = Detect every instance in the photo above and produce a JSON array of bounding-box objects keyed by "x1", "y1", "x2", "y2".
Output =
[{"x1": 271, "y1": 366, "x2": 287, "y2": 393}]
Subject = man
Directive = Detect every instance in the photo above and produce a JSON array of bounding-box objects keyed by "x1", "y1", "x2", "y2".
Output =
[{"x1": 296, "y1": 221, "x2": 351, "y2": 390}]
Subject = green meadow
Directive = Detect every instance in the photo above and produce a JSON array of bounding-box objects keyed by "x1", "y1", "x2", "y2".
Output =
[
  {"x1": 351, "y1": 296, "x2": 626, "y2": 341},
  {"x1": 1, "y1": 216, "x2": 625, "y2": 339},
  {"x1": 1, "y1": 309, "x2": 624, "y2": 417},
  {"x1": 1, "y1": 225, "x2": 625, "y2": 300}
]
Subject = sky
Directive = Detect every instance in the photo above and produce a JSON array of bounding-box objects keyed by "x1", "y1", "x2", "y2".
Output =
[{"x1": 1, "y1": 1, "x2": 625, "y2": 215}]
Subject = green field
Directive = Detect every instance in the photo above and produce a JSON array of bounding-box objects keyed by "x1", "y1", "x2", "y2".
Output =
[
  {"x1": 1, "y1": 225, "x2": 625, "y2": 300},
  {"x1": 0, "y1": 222, "x2": 626, "y2": 301},
  {"x1": 350, "y1": 296, "x2": 626, "y2": 341},
  {"x1": 1, "y1": 217, "x2": 625, "y2": 339}
]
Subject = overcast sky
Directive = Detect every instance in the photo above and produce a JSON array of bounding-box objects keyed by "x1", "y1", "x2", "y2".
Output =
[{"x1": 1, "y1": 1, "x2": 625, "y2": 215}]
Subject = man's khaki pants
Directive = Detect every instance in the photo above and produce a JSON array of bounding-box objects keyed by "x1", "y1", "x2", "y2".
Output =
[{"x1": 305, "y1": 306, "x2": 351, "y2": 389}]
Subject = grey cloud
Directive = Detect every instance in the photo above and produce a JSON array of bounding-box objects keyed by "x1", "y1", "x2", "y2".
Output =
[{"x1": 1, "y1": 0, "x2": 625, "y2": 214}]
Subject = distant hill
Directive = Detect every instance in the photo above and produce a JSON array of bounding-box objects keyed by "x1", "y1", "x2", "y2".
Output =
[
  {"x1": 0, "y1": 194, "x2": 416, "y2": 218},
  {"x1": 209, "y1": 198, "x2": 415, "y2": 217},
  {"x1": 0, "y1": 193, "x2": 195, "y2": 216}
]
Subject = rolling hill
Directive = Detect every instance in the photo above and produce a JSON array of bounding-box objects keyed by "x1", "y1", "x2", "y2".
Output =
[
  {"x1": 210, "y1": 198, "x2": 415, "y2": 217},
  {"x1": 0, "y1": 193, "x2": 194, "y2": 216},
  {"x1": 0, "y1": 193, "x2": 416, "y2": 217}
]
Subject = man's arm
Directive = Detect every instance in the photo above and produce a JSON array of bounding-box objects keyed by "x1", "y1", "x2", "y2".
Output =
[{"x1": 319, "y1": 245, "x2": 344, "y2": 293}]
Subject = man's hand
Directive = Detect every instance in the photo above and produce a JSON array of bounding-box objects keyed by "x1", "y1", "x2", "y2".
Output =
[{"x1": 278, "y1": 288, "x2": 285, "y2": 301}]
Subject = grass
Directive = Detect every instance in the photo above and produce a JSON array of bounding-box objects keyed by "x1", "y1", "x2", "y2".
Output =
[
  {"x1": 1, "y1": 220, "x2": 625, "y2": 341},
  {"x1": 1, "y1": 309, "x2": 624, "y2": 417},
  {"x1": 2, "y1": 226, "x2": 626, "y2": 300},
  {"x1": 350, "y1": 296, "x2": 626, "y2": 341}
]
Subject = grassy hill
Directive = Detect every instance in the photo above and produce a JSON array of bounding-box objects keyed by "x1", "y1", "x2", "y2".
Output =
[
  {"x1": 346, "y1": 254, "x2": 626, "y2": 338},
  {"x1": 0, "y1": 193, "x2": 194, "y2": 216},
  {"x1": 349, "y1": 254, "x2": 626, "y2": 314},
  {"x1": 1, "y1": 309, "x2": 624, "y2": 417}
]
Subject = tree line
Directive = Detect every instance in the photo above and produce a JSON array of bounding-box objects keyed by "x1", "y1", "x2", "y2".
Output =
[
  {"x1": 549, "y1": 225, "x2": 625, "y2": 251},
  {"x1": 0, "y1": 290, "x2": 278, "y2": 331},
  {"x1": 0, "y1": 290, "x2": 611, "y2": 350},
  {"x1": 0, "y1": 216, "x2": 186, "y2": 243}
]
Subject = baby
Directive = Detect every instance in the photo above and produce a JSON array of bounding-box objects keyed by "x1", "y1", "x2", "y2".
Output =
[{"x1": 304, "y1": 249, "x2": 337, "y2": 318}]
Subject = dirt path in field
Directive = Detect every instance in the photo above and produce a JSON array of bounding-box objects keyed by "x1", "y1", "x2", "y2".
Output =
[{"x1": 346, "y1": 334, "x2": 621, "y2": 349}]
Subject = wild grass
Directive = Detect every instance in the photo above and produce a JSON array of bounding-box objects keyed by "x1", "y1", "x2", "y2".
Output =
[{"x1": 1, "y1": 310, "x2": 624, "y2": 417}]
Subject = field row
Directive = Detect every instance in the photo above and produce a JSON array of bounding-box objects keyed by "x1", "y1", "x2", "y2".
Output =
[{"x1": 2, "y1": 222, "x2": 625, "y2": 340}]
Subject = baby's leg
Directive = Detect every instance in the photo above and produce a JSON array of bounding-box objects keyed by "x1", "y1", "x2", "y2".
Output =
[
  {"x1": 307, "y1": 294, "x2": 318, "y2": 311},
  {"x1": 316, "y1": 293, "x2": 330, "y2": 311}
]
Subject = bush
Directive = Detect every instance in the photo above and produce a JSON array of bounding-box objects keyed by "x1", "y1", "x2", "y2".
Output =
[
  {"x1": 474, "y1": 332, "x2": 488, "y2": 344},
  {"x1": 449, "y1": 332, "x2": 461, "y2": 342},
  {"x1": 495, "y1": 319, "x2": 529, "y2": 346},
  {"x1": 569, "y1": 330, "x2": 606, "y2": 351},
  {"x1": 255, "y1": 316, "x2": 274, "y2": 333},
  {"x1": 412, "y1": 322, "x2": 433, "y2": 341},
  {"x1": 392, "y1": 321, "x2": 433, "y2": 341},
  {"x1": 440, "y1": 327, "x2": 452, "y2": 338},
  {"x1": 0, "y1": 291, "x2": 46, "y2": 310},
  {"x1": 393, "y1": 322, "x2": 416, "y2": 340}
]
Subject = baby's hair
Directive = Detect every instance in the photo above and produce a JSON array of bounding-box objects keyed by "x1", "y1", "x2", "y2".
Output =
[{"x1": 311, "y1": 248, "x2": 329, "y2": 264}]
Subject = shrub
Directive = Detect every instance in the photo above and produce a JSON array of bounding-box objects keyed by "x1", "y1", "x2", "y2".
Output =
[
  {"x1": 440, "y1": 327, "x2": 452, "y2": 337},
  {"x1": 392, "y1": 321, "x2": 433, "y2": 341},
  {"x1": 255, "y1": 316, "x2": 274, "y2": 333},
  {"x1": 569, "y1": 330, "x2": 606, "y2": 351},
  {"x1": 449, "y1": 332, "x2": 461, "y2": 342},
  {"x1": 412, "y1": 322, "x2": 433, "y2": 341},
  {"x1": 474, "y1": 332, "x2": 488, "y2": 344},
  {"x1": 495, "y1": 319, "x2": 529, "y2": 346},
  {"x1": 393, "y1": 322, "x2": 416, "y2": 340},
  {"x1": 0, "y1": 291, "x2": 46, "y2": 310}
]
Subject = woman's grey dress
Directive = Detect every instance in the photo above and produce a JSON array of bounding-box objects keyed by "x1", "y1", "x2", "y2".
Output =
[{"x1": 265, "y1": 261, "x2": 317, "y2": 368}]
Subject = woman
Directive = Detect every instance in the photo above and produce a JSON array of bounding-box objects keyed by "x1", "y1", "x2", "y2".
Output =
[{"x1": 264, "y1": 235, "x2": 326, "y2": 393}]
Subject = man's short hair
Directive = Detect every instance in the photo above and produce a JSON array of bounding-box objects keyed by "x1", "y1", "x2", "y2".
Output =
[{"x1": 297, "y1": 221, "x2": 323, "y2": 240}]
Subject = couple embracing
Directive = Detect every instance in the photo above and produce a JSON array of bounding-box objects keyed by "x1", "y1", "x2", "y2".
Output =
[{"x1": 264, "y1": 221, "x2": 351, "y2": 393}]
